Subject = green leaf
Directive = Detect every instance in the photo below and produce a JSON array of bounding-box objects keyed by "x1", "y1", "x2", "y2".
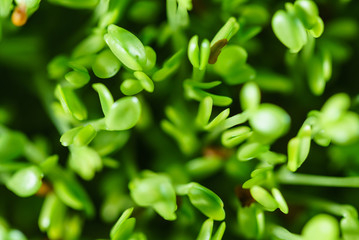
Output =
[
  {"x1": 143, "y1": 46, "x2": 157, "y2": 71},
  {"x1": 302, "y1": 214, "x2": 339, "y2": 240},
  {"x1": 213, "y1": 45, "x2": 247, "y2": 76},
  {"x1": 110, "y1": 208, "x2": 135, "y2": 240},
  {"x1": 134, "y1": 71, "x2": 154, "y2": 93},
  {"x1": 196, "y1": 219, "x2": 213, "y2": 240},
  {"x1": 60, "y1": 126, "x2": 82, "y2": 147},
  {"x1": 272, "y1": 10, "x2": 307, "y2": 52},
  {"x1": 204, "y1": 108, "x2": 230, "y2": 130},
  {"x1": 250, "y1": 186, "x2": 278, "y2": 211},
  {"x1": 287, "y1": 125, "x2": 311, "y2": 172},
  {"x1": 211, "y1": 17, "x2": 239, "y2": 46},
  {"x1": 65, "y1": 64, "x2": 90, "y2": 88},
  {"x1": 307, "y1": 55, "x2": 325, "y2": 96},
  {"x1": 321, "y1": 93, "x2": 350, "y2": 124},
  {"x1": 240, "y1": 82, "x2": 261, "y2": 112},
  {"x1": 224, "y1": 64, "x2": 256, "y2": 85},
  {"x1": 92, "y1": 49, "x2": 121, "y2": 79},
  {"x1": 72, "y1": 125, "x2": 97, "y2": 146},
  {"x1": 309, "y1": 16, "x2": 324, "y2": 38},
  {"x1": 105, "y1": 24, "x2": 147, "y2": 71},
  {"x1": 55, "y1": 85, "x2": 87, "y2": 121},
  {"x1": 39, "y1": 155, "x2": 59, "y2": 174},
  {"x1": 341, "y1": 216, "x2": 359, "y2": 240},
  {"x1": 185, "y1": 80, "x2": 222, "y2": 89},
  {"x1": 237, "y1": 142, "x2": 270, "y2": 161},
  {"x1": 47, "y1": 55, "x2": 69, "y2": 79},
  {"x1": 120, "y1": 79, "x2": 144, "y2": 96},
  {"x1": 258, "y1": 151, "x2": 287, "y2": 165},
  {"x1": 294, "y1": 0, "x2": 319, "y2": 29},
  {"x1": 38, "y1": 193, "x2": 66, "y2": 235},
  {"x1": 0, "y1": 130, "x2": 27, "y2": 161},
  {"x1": 221, "y1": 126, "x2": 252, "y2": 148},
  {"x1": 249, "y1": 104, "x2": 290, "y2": 140},
  {"x1": 271, "y1": 188, "x2": 288, "y2": 214},
  {"x1": 238, "y1": 205, "x2": 265, "y2": 239},
  {"x1": 185, "y1": 85, "x2": 232, "y2": 107},
  {"x1": 152, "y1": 49, "x2": 184, "y2": 82},
  {"x1": 325, "y1": 112, "x2": 359, "y2": 145},
  {"x1": 72, "y1": 34, "x2": 105, "y2": 58},
  {"x1": 69, "y1": 146, "x2": 102, "y2": 180},
  {"x1": 92, "y1": 83, "x2": 114, "y2": 117},
  {"x1": 0, "y1": 0, "x2": 12, "y2": 18},
  {"x1": 106, "y1": 97, "x2": 141, "y2": 131},
  {"x1": 188, "y1": 35, "x2": 200, "y2": 68},
  {"x1": 53, "y1": 175, "x2": 94, "y2": 216},
  {"x1": 6, "y1": 166, "x2": 43, "y2": 197},
  {"x1": 199, "y1": 39, "x2": 210, "y2": 70},
  {"x1": 187, "y1": 183, "x2": 225, "y2": 221},
  {"x1": 91, "y1": 130, "x2": 130, "y2": 156},
  {"x1": 196, "y1": 96, "x2": 213, "y2": 127},
  {"x1": 212, "y1": 222, "x2": 226, "y2": 240},
  {"x1": 129, "y1": 172, "x2": 177, "y2": 220},
  {"x1": 112, "y1": 218, "x2": 136, "y2": 240}
]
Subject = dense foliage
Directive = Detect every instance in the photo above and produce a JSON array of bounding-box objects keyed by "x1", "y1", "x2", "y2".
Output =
[{"x1": 1, "y1": 0, "x2": 359, "y2": 239}]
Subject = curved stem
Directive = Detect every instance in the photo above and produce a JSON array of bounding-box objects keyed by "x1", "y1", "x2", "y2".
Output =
[{"x1": 276, "y1": 167, "x2": 359, "y2": 188}]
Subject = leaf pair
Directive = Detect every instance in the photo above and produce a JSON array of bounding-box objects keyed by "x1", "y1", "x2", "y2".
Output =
[
  {"x1": 287, "y1": 124, "x2": 311, "y2": 172},
  {"x1": 120, "y1": 71, "x2": 154, "y2": 95},
  {"x1": 68, "y1": 146, "x2": 102, "y2": 180},
  {"x1": 196, "y1": 96, "x2": 230, "y2": 131},
  {"x1": 93, "y1": 83, "x2": 142, "y2": 131},
  {"x1": 250, "y1": 186, "x2": 288, "y2": 214},
  {"x1": 184, "y1": 80, "x2": 232, "y2": 107},
  {"x1": 319, "y1": 93, "x2": 359, "y2": 145},
  {"x1": 60, "y1": 125, "x2": 97, "y2": 147},
  {"x1": 177, "y1": 182, "x2": 225, "y2": 221},
  {"x1": 188, "y1": 35, "x2": 210, "y2": 70},
  {"x1": 129, "y1": 171, "x2": 177, "y2": 220},
  {"x1": 105, "y1": 24, "x2": 155, "y2": 72},
  {"x1": 238, "y1": 204, "x2": 265, "y2": 239},
  {"x1": 110, "y1": 208, "x2": 137, "y2": 240},
  {"x1": 152, "y1": 49, "x2": 184, "y2": 82},
  {"x1": 307, "y1": 49, "x2": 332, "y2": 96},
  {"x1": 38, "y1": 193, "x2": 67, "y2": 239},
  {"x1": 196, "y1": 219, "x2": 226, "y2": 240},
  {"x1": 272, "y1": 0, "x2": 324, "y2": 53},
  {"x1": 213, "y1": 45, "x2": 255, "y2": 85}
]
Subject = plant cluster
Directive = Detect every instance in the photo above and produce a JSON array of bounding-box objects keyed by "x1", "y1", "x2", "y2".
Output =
[{"x1": 0, "y1": 0, "x2": 359, "y2": 239}]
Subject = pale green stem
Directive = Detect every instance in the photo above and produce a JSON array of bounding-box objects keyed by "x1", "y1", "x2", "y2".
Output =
[
  {"x1": 192, "y1": 67, "x2": 205, "y2": 82},
  {"x1": 276, "y1": 167, "x2": 359, "y2": 188},
  {"x1": 285, "y1": 194, "x2": 357, "y2": 218}
]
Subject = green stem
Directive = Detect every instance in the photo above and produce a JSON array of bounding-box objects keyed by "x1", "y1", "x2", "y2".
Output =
[
  {"x1": 276, "y1": 167, "x2": 359, "y2": 188},
  {"x1": 192, "y1": 67, "x2": 205, "y2": 82},
  {"x1": 285, "y1": 194, "x2": 357, "y2": 218}
]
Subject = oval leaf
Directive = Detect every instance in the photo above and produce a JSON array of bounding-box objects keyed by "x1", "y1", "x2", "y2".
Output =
[
  {"x1": 6, "y1": 166, "x2": 43, "y2": 197},
  {"x1": 106, "y1": 97, "x2": 142, "y2": 131}
]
